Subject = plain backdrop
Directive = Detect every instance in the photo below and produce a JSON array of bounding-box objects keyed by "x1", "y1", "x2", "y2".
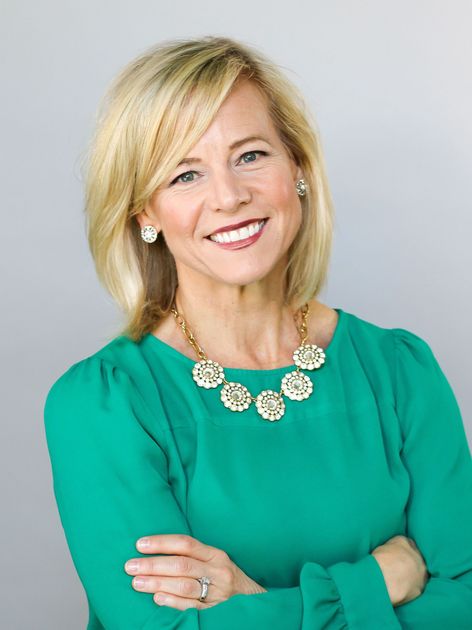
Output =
[{"x1": 1, "y1": 1, "x2": 471, "y2": 628}]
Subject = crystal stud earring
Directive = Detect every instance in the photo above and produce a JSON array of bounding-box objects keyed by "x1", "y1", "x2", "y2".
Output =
[
  {"x1": 141, "y1": 225, "x2": 158, "y2": 243},
  {"x1": 296, "y1": 179, "x2": 307, "y2": 196}
]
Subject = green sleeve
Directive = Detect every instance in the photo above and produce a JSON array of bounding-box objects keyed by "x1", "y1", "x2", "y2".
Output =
[
  {"x1": 392, "y1": 329, "x2": 472, "y2": 628},
  {"x1": 44, "y1": 356, "x2": 399, "y2": 630}
]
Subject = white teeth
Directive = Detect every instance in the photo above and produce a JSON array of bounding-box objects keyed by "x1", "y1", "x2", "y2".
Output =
[{"x1": 209, "y1": 220, "x2": 265, "y2": 244}]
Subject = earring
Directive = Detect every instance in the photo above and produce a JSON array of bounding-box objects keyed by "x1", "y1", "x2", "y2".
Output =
[
  {"x1": 141, "y1": 225, "x2": 158, "y2": 243},
  {"x1": 296, "y1": 179, "x2": 307, "y2": 196}
]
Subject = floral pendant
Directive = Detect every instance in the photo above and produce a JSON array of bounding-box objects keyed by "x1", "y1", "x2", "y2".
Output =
[
  {"x1": 221, "y1": 382, "x2": 252, "y2": 411},
  {"x1": 192, "y1": 345, "x2": 325, "y2": 422},
  {"x1": 192, "y1": 359, "x2": 224, "y2": 388},
  {"x1": 255, "y1": 390, "x2": 285, "y2": 421},
  {"x1": 293, "y1": 343, "x2": 326, "y2": 370},
  {"x1": 281, "y1": 370, "x2": 313, "y2": 401}
]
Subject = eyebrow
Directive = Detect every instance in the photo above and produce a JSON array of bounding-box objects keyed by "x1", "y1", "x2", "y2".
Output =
[{"x1": 176, "y1": 135, "x2": 271, "y2": 166}]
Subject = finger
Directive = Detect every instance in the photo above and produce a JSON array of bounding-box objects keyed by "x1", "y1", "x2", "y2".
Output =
[
  {"x1": 152, "y1": 590, "x2": 214, "y2": 611},
  {"x1": 125, "y1": 554, "x2": 213, "y2": 581},
  {"x1": 135, "y1": 534, "x2": 216, "y2": 562},
  {"x1": 131, "y1": 574, "x2": 202, "y2": 599}
]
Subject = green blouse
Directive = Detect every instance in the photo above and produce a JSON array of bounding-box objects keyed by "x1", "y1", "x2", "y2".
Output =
[{"x1": 43, "y1": 307, "x2": 472, "y2": 629}]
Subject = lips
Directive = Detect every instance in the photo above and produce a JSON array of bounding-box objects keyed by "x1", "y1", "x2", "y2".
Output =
[
  {"x1": 207, "y1": 217, "x2": 268, "y2": 250},
  {"x1": 206, "y1": 217, "x2": 268, "y2": 238}
]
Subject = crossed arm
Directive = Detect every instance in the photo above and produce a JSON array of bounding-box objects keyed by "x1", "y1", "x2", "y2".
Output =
[{"x1": 44, "y1": 339, "x2": 472, "y2": 629}]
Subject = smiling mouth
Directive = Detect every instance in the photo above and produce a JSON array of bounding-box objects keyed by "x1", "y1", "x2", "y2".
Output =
[{"x1": 205, "y1": 218, "x2": 269, "y2": 244}]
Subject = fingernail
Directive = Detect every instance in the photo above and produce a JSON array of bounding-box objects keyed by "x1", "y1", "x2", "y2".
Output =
[
  {"x1": 125, "y1": 561, "x2": 139, "y2": 573},
  {"x1": 133, "y1": 577, "x2": 145, "y2": 589},
  {"x1": 155, "y1": 594, "x2": 167, "y2": 604},
  {"x1": 137, "y1": 537, "x2": 150, "y2": 549}
]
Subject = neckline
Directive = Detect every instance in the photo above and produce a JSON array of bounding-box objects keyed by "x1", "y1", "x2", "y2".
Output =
[{"x1": 143, "y1": 307, "x2": 345, "y2": 376}]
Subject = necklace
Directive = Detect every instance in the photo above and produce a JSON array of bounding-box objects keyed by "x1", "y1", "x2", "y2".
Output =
[{"x1": 170, "y1": 301, "x2": 326, "y2": 421}]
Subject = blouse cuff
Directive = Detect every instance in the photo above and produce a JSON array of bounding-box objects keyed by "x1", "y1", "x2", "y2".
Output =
[{"x1": 326, "y1": 553, "x2": 401, "y2": 629}]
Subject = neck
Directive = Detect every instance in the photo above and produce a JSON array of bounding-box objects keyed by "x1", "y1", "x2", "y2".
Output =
[{"x1": 171, "y1": 270, "x2": 307, "y2": 370}]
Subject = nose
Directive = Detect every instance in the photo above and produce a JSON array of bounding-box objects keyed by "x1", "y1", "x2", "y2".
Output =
[{"x1": 206, "y1": 167, "x2": 251, "y2": 213}]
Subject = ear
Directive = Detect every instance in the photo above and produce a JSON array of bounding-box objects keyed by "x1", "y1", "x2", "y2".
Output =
[
  {"x1": 290, "y1": 159, "x2": 304, "y2": 182},
  {"x1": 135, "y1": 205, "x2": 161, "y2": 233}
]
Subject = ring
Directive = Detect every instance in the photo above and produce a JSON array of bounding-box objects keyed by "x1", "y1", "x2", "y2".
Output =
[{"x1": 197, "y1": 576, "x2": 211, "y2": 601}]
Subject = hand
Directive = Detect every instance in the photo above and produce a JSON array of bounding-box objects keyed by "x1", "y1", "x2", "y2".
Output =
[
  {"x1": 371, "y1": 534, "x2": 430, "y2": 607},
  {"x1": 124, "y1": 533, "x2": 267, "y2": 610}
]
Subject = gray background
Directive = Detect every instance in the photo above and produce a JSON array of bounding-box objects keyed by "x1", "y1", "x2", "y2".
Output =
[{"x1": 1, "y1": 1, "x2": 470, "y2": 628}]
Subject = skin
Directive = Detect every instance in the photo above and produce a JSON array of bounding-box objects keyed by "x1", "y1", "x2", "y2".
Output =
[
  {"x1": 124, "y1": 534, "x2": 266, "y2": 609},
  {"x1": 128, "y1": 79, "x2": 428, "y2": 610},
  {"x1": 372, "y1": 535, "x2": 430, "y2": 607},
  {"x1": 136, "y1": 78, "x2": 313, "y2": 370}
]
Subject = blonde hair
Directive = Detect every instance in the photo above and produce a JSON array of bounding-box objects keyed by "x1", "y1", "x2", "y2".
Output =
[{"x1": 83, "y1": 35, "x2": 335, "y2": 342}]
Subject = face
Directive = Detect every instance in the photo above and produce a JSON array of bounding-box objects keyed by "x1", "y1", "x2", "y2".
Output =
[{"x1": 137, "y1": 79, "x2": 304, "y2": 291}]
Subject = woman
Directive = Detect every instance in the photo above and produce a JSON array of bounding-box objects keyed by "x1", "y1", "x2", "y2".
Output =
[{"x1": 44, "y1": 36, "x2": 472, "y2": 629}]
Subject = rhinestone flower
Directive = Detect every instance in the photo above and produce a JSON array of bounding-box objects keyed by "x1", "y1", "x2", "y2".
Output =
[
  {"x1": 281, "y1": 371, "x2": 314, "y2": 401},
  {"x1": 255, "y1": 390, "x2": 286, "y2": 421},
  {"x1": 221, "y1": 382, "x2": 252, "y2": 412},
  {"x1": 293, "y1": 344, "x2": 325, "y2": 370},
  {"x1": 141, "y1": 225, "x2": 158, "y2": 243},
  {"x1": 192, "y1": 359, "x2": 224, "y2": 389}
]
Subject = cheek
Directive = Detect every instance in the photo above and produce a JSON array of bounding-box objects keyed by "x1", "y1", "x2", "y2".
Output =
[
  {"x1": 271, "y1": 179, "x2": 302, "y2": 226},
  {"x1": 160, "y1": 202, "x2": 199, "y2": 240},
  {"x1": 264, "y1": 170, "x2": 296, "y2": 204}
]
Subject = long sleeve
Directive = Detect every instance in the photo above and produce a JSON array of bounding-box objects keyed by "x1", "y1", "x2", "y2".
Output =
[
  {"x1": 391, "y1": 328, "x2": 472, "y2": 628},
  {"x1": 44, "y1": 355, "x2": 400, "y2": 630}
]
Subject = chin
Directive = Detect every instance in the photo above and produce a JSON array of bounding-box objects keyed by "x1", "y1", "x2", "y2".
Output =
[{"x1": 209, "y1": 263, "x2": 279, "y2": 287}]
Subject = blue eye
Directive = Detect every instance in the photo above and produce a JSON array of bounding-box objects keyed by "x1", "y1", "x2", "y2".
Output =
[
  {"x1": 170, "y1": 171, "x2": 197, "y2": 185},
  {"x1": 240, "y1": 150, "x2": 267, "y2": 163},
  {"x1": 169, "y1": 150, "x2": 267, "y2": 186}
]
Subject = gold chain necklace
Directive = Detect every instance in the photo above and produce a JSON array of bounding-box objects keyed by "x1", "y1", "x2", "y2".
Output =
[{"x1": 170, "y1": 301, "x2": 326, "y2": 421}]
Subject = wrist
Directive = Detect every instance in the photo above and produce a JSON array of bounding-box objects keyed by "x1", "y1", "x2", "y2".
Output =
[
  {"x1": 247, "y1": 577, "x2": 267, "y2": 594},
  {"x1": 242, "y1": 575, "x2": 267, "y2": 595},
  {"x1": 371, "y1": 551, "x2": 404, "y2": 607}
]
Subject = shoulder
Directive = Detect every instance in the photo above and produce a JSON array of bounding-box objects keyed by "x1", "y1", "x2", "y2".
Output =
[
  {"x1": 332, "y1": 306, "x2": 442, "y2": 388},
  {"x1": 45, "y1": 334, "x2": 132, "y2": 387},
  {"x1": 43, "y1": 334, "x2": 155, "y2": 421},
  {"x1": 338, "y1": 309, "x2": 453, "y2": 410},
  {"x1": 330, "y1": 305, "x2": 400, "y2": 352},
  {"x1": 389, "y1": 325, "x2": 451, "y2": 401},
  {"x1": 43, "y1": 333, "x2": 169, "y2": 450},
  {"x1": 389, "y1": 325, "x2": 435, "y2": 360},
  {"x1": 344, "y1": 310, "x2": 453, "y2": 399},
  {"x1": 337, "y1": 306, "x2": 432, "y2": 353}
]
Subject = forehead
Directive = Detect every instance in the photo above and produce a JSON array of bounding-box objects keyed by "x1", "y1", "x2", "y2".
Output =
[
  {"x1": 217, "y1": 80, "x2": 270, "y2": 117},
  {"x1": 193, "y1": 80, "x2": 274, "y2": 143}
]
